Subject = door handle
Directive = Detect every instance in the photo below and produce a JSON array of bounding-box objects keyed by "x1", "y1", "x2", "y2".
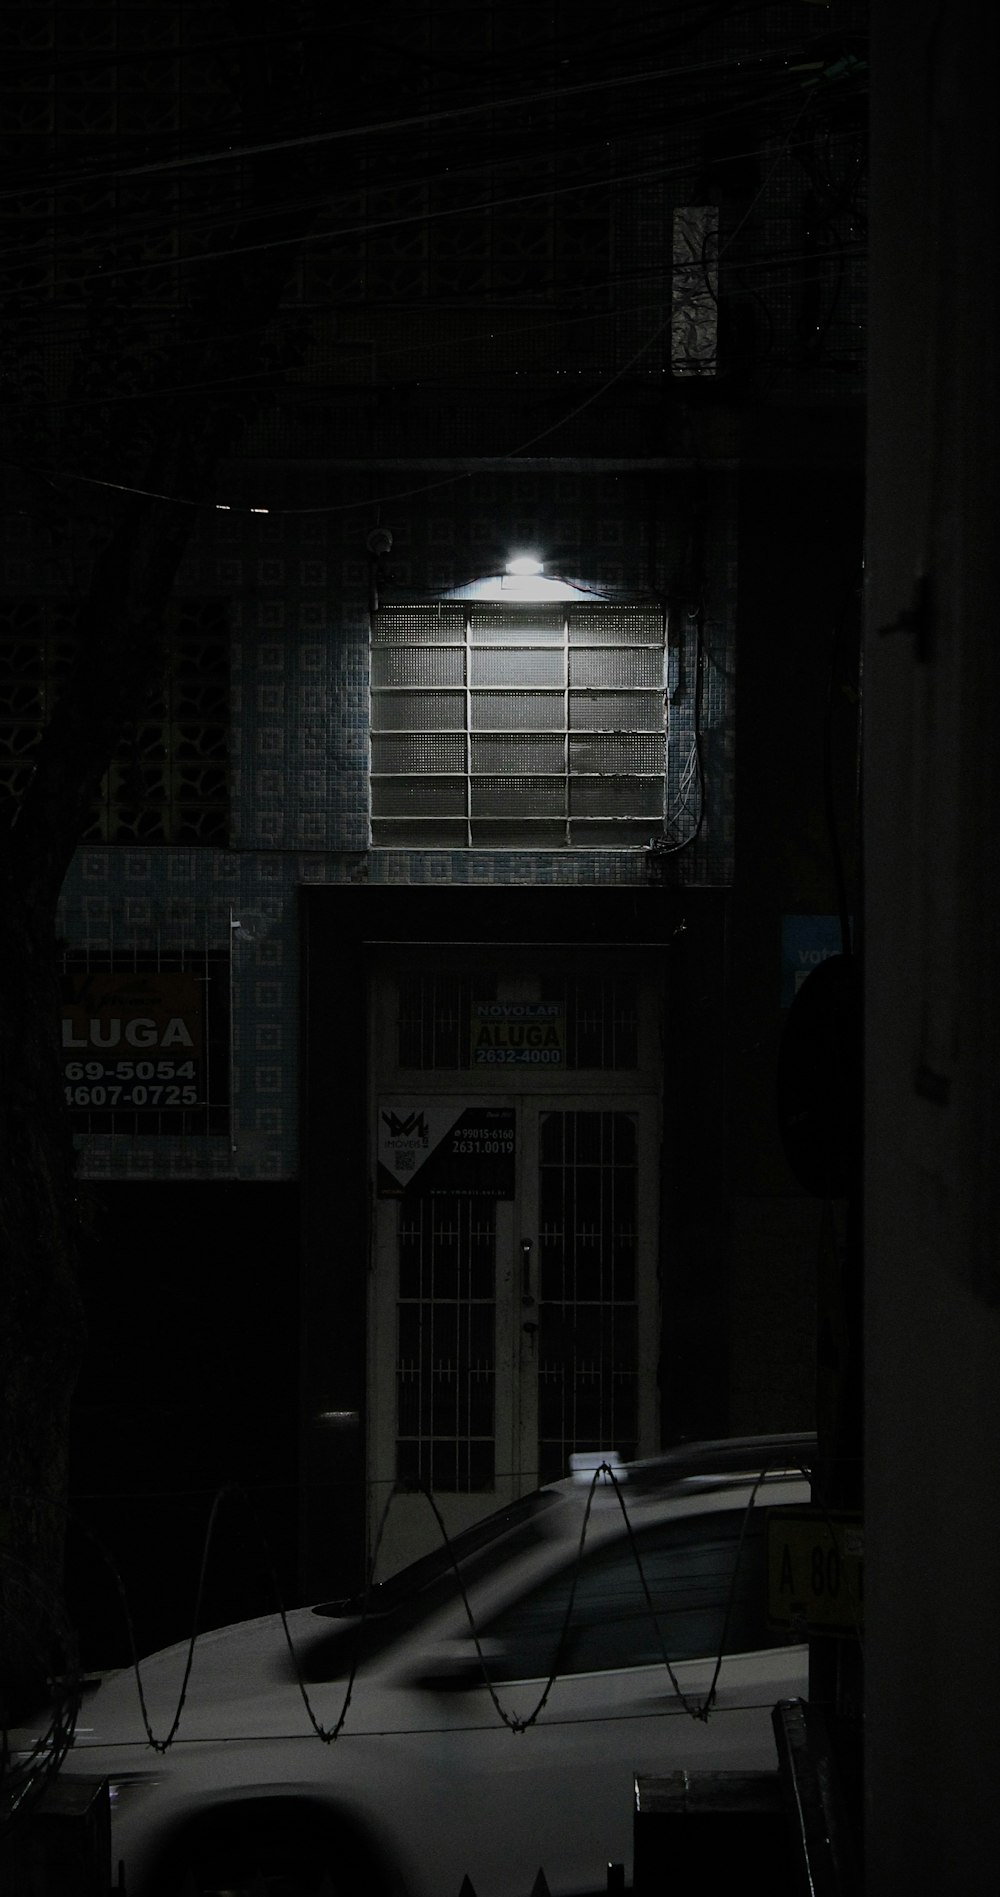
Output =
[{"x1": 520, "y1": 1237, "x2": 534, "y2": 1305}]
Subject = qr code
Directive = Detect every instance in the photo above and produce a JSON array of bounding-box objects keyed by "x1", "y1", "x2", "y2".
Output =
[{"x1": 396, "y1": 1151, "x2": 416, "y2": 1172}]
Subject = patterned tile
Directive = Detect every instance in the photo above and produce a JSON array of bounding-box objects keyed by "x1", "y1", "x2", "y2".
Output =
[{"x1": 56, "y1": 467, "x2": 737, "y2": 1181}]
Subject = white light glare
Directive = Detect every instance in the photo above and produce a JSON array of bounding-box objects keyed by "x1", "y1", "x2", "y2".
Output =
[{"x1": 506, "y1": 553, "x2": 544, "y2": 576}]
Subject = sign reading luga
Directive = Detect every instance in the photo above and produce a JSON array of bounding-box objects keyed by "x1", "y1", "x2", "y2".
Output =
[
  {"x1": 470, "y1": 1000, "x2": 565, "y2": 1067},
  {"x1": 61, "y1": 969, "x2": 205, "y2": 1111},
  {"x1": 378, "y1": 1101, "x2": 516, "y2": 1198}
]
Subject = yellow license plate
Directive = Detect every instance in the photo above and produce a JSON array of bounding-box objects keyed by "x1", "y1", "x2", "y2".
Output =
[{"x1": 767, "y1": 1509, "x2": 864, "y2": 1637}]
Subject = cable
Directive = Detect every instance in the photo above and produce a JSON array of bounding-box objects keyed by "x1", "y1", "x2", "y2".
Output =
[
  {"x1": 653, "y1": 606, "x2": 707, "y2": 859},
  {"x1": 0, "y1": 244, "x2": 865, "y2": 437},
  {"x1": 0, "y1": 75, "x2": 857, "y2": 272},
  {"x1": 1, "y1": 1, "x2": 798, "y2": 88},
  {"x1": 68, "y1": 156, "x2": 738, "y2": 291},
  {"x1": 0, "y1": 84, "x2": 847, "y2": 292},
  {"x1": 0, "y1": 38, "x2": 831, "y2": 203},
  {"x1": 11, "y1": 300, "x2": 677, "y2": 522}
]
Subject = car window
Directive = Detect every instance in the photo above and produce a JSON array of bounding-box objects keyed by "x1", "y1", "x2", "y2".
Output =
[
  {"x1": 480, "y1": 1504, "x2": 797, "y2": 1679},
  {"x1": 299, "y1": 1491, "x2": 560, "y2": 1683},
  {"x1": 314, "y1": 1490, "x2": 559, "y2": 1620}
]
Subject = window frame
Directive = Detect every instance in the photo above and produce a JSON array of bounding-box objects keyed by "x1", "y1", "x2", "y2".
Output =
[{"x1": 370, "y1": 602, "x2": 668, "y2": 848}]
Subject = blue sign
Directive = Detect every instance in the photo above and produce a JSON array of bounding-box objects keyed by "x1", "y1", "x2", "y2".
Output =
[{"x1": 781, "y1": 915, "x2": 850, "y2": 1008}]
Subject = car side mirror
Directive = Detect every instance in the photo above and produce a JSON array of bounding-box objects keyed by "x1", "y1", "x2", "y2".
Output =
[{"x1": 408, "y1": 1639, "x2": 507, "y2": 1692}]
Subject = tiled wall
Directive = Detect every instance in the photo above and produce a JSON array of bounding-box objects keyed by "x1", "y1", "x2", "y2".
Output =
[{"x1": 58, "y1": 468, "x2": 737, "y2": 1182}]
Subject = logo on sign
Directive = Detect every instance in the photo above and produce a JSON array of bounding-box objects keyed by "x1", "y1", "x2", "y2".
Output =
[
  {"x1": 381, "y1": 1109, "x2": 428, "y2": 1143},
  {"x1": 380, "y1": 1108, "x2": 430, "y2": 1175}
]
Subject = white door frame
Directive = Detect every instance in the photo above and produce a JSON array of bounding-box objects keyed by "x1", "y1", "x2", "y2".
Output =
[{"x1": 369, "y1": 1091, "x2": 660, "y2": 1576}]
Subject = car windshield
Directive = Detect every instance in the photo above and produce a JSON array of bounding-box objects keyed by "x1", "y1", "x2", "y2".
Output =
[
  {"x1": 314, "y1": 1489, "x2": 561, "y2": 1619},
  {"x1": 297, "y1": 1489, "x2": 561, "y2": 1682}
]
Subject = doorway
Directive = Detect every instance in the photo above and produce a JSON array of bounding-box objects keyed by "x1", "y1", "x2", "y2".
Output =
[{"x1": 368, "y1": 951, "x2": 662, "y2": 1572}]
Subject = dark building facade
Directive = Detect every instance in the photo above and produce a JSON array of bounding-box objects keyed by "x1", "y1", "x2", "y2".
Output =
[{"x1": 0, "y1": 0, "x2": 866, "y2": 1649}]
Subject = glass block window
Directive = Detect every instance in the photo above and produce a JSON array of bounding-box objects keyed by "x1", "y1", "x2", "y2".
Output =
[
  {"x1": 0, "y1": 599, "x2": 230, "y2": 845},
  {"x1": 371, "y1": 604, "x2": 666, "y2": 847}
]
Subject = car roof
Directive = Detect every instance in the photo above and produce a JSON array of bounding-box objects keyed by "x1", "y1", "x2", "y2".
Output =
[
  {"x1": 314, "y1": 1434, "x2": 816, "y2": 1626},
  {"x1": 558, "y1": 1431, "x2": 816, "y2": 1498}
]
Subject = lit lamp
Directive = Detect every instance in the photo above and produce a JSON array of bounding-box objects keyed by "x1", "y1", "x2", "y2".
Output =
[
  {"x1": 502, "y1": 553, "x2": 553, "y2": 600},
  {"x1": 442, "y1": 552, "x2": 593, "y2": 602}
]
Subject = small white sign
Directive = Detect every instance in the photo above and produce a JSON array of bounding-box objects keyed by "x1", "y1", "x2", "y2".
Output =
[{"x1": 377, "y1": 1100, "x2": 517, "y2": 1198}]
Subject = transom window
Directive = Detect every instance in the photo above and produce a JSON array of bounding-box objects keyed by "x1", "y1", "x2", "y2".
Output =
[
  {"x1": 397, "y1": 969, "x2": 639, "y2": 1071},
  {"x1": 370, "y1": 603, "x2": 667, "y2": 847}
]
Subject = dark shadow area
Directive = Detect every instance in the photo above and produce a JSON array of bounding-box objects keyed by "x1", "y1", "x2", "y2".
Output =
[{"x1": 67, "y1": 1182, "x2": 301, "y2": 1668}]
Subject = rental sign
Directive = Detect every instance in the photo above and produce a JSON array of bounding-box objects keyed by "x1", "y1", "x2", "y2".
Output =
[
  {"x1": 61, "y1": 969, "x2": 206, "y2": 1111},
  {"x1": 470, "y1": 1000, "x2": 565, "y2": 1067}
]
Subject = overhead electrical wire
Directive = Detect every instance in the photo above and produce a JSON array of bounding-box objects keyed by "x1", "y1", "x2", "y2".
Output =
[
  {"x1": 0, "y1": 255, "x2": 863, "y2": 426},
  {"x1": 0, "y1": 27, "x2": 859, "y2": 204},
  {"x1": 0, "y1": 12, "x2": 865, "y2": 518},
  {"x1": 0, "y1": 27, "x2": 863, "y2": 303},
  {"x1": 0, "y1": 124, "x2": 862, "y2": 311},
  {"x1": 1, "y1": 0, "x2": 811, "y2": 86},
  {"x1": 1, "y1": 202, "x2": 863, "y2": 516},
  {"x1": 16, "y1": 301, "x2": 683, "y2": 521},
  {"x1": 0, "y1": 84, "x2": 848, "y2": 270},
  {"x1": 0, "y1": 129, "x2": 863, "y2": 332},
  {"x1": 0, "y1": 54, "x2": 864, "y2": 316}
]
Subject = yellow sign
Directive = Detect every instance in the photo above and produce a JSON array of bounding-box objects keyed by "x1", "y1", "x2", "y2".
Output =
[
  {"x1": 470, "y1": 1001, "x2": 565, "y2": 1067},
  {"x1": 60, "y1": 969, "x2": 205, "y2": 1112},
  {"x1": 767, "y1": 1509, "x2": 864, "y2": 1637}
]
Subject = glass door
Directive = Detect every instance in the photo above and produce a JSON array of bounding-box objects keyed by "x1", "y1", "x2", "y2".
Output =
[
  {"x1": 370, "y1": 1100, "x2": 520, "y2": 1576},
  {"x1": 530, "y1": 1103, "x2": 656, "y2": 1487},
  {"x1": 369, "y1": 1093, "x2": 658, "y2": 1576}
]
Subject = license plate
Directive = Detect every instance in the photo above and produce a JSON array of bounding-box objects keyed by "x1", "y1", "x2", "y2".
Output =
[{"x1": 767, "y1": 1509, "x2": 864, "y2": 1637}]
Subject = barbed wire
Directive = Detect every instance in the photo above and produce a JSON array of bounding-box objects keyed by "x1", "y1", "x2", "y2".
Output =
[
  {"x1": 3, "y1": 1453, "x2": 861, "y2": 1772},
  {"x1": 19, "y1": 1458, "x2": 859, "y2": 1760},
  {"x1": 0, "y1": 1554, "x2": 81, "y2": 1837}
]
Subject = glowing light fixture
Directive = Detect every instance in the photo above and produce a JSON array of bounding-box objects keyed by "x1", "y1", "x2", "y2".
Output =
[{"x1": 442, "y1": 553, "x2": 594, "y2": 601}]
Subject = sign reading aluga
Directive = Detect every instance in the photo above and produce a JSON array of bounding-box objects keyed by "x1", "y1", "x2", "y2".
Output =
[
  {"x1": 469, "y1": 1001, "x2": 565, "y2": 1067},
  {"x1": 377, "y1": 1100, "x2": 516, "y2": 1198}
]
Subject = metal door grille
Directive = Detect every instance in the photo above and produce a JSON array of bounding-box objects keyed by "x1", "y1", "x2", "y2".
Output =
[
  {"x1": 371, "y1": 604, "x2": 666, "y2": 847},
  {"x1": 396, "y1": 1194, "x2": 497, "y2": 1493},
  {"x1": 537, "y1": 1111, "x2": 639, "y2": 1482}
]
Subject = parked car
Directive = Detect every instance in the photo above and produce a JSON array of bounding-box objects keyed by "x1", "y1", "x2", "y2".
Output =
[{"x1": 51, "y1": 1434, "x2": 814, "y2": 1896}]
